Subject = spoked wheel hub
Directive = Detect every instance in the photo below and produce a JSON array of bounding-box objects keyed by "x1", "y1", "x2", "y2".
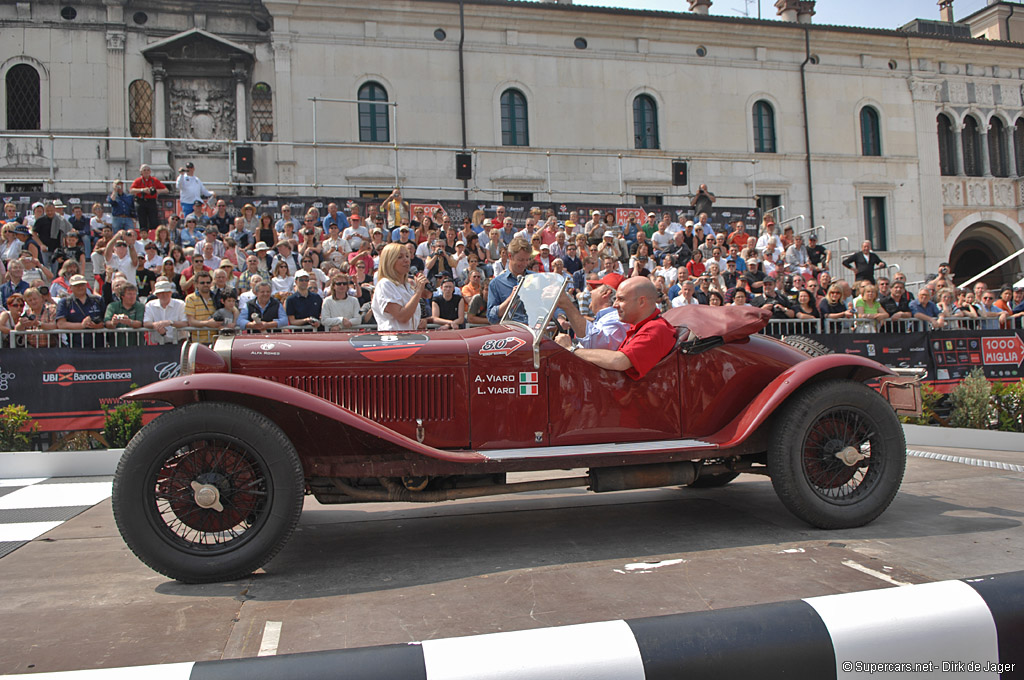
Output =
[
  {"x1": 800, "y1": 408, "x2": 877, "y2": 504},
  {"x1": 151, "y1": 438, "x2": 270, "y2": 551}
]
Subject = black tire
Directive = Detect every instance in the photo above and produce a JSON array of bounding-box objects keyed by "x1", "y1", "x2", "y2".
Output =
[
  {"x1": 768, "y1": 379, "x2": 905, "y2": 529},
  {"x1": 781, "y1": 335, "x2": 833, "y2": 358},
  {"x1": 112, "y1": 402, "x2": 305, "y2": 583}
]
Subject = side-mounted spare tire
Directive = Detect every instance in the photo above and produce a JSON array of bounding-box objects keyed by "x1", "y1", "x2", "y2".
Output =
[
  {"x1": 112, "y1": 402, "x2": 305, "y2": 583},
  {"x1": 781, "y1": 335, "x2": 833, "y2": 358},
  {"x1": 768, "y1": 379, "x2": 905, "y2": 529}
]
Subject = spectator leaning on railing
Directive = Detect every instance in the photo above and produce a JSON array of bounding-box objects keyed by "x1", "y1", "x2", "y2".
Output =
[
  {"x1": 285, "y1": 270, "x2": 322, "y2": 330},
  {"x1": 322, "y1": 273, "x2": 361, "y2": 331},
  {"x1": 144, "y1": 280, "x2": 187, "y2": 344},
  {"x1": 55, "y1": 274, "x2": 105, "y2": 347},
  {"x1": 104, "y1": 282, "x2": 145, "y2": 346}
]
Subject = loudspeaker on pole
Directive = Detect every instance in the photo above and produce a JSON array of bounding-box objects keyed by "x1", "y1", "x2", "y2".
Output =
[
  {"x1": 456, "y1": 153, "x2": 472, "y2": 180},
  {"x1": 236, "y1": 146, "x2": 255, "y2": 174},
  {"x1": 671, "y1": 160, "x2": 688, "y2": 186}
]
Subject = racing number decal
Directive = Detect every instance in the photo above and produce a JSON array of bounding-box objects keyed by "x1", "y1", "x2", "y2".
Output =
[{"x1": 479, "y1": 336, "x2": 526, "y2": 357}]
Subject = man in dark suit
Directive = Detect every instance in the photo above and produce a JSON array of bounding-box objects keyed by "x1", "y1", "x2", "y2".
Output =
[{"x1": 842, "y1": 240, "x2": 886, "y2": 284}]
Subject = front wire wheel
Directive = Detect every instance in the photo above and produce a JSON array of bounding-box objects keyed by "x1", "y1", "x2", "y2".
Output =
[
  {"x1": 768, "y1": 380, "x2": 905, "y2": 529},
  {"x1": 151, "y1": 437, "x2": 270, "y2": 554},
  {"x1": 113, "y1": 403, "x2": 304, "y2": 583}
]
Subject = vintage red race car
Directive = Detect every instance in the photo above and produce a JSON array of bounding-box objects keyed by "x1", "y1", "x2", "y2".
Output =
[{"x1": 112, "y1": 274, "x2": 919, "y2": 583}]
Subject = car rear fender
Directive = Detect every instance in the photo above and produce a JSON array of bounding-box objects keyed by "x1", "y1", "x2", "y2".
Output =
[
  {"x1": 705, "y1": 354, "x2": 894, "y2": 447},
  {"x1": 123, "y1": 374, "x2": 486, "y2": 465}
]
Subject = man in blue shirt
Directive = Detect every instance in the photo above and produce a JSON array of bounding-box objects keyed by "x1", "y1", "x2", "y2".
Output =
[
  {"x1": 56, "y1": 274, "x2": 106, "y2": 347},
  {"x1": 555, "y1": 272, "x2": 628, "y2": 350},
  {"x1": 322, "y1": 202, "x2": 350, "y2": 232},
  {"x1": 285, "y1": 270, "x2": 323, "y2": 329},
  {"x1": 108, "y1": 180, "x2": 135, "y2": 233},
  {"x1": 909, "y1": 287, "x2": 946, "y2": 329},
  {"x1": 487, "y1": 237, "x2": 533, "y2": 324}
]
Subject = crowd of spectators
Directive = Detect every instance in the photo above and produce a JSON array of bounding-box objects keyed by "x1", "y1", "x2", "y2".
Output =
[{"x1": 2, "y1": 172, "x2": 1023, "y2": 348}]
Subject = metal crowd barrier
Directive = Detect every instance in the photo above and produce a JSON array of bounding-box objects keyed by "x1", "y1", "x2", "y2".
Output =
[
  {"x1": 876, "y1": 318, "x2": 928, "y2": 334},
  {"x1": 760, "y1": 318, "x2": 822, "y2": 337}
]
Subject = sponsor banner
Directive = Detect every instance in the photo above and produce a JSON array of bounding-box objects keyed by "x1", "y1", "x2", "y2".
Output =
[
  {"x1": 928, "y1": 330, "x2": 1024, "y2": 385},
  {"x1": 0, "y1": 345, "x2": 179, "y2": 431},
  {"x1": 812, "y1": 331, "x2": 932, "y2": 373},
  {"x1": 11, "y1": 194, "x2": 760, "y2": 235}
]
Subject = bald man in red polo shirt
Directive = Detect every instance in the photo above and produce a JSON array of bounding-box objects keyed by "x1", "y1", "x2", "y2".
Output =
[{"x1": 563, "y1": 276, "x2": 677, "y2": 380}]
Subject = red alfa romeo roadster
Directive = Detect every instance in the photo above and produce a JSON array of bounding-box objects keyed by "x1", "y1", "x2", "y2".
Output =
[{"x1": 112, "y1": 274, "x2": 919, "y2": 583}]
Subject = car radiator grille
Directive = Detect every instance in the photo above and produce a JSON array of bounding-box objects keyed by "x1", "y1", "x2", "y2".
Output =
[{"x1": 277, "y1": 373, "x2": 455, "y2": 422}]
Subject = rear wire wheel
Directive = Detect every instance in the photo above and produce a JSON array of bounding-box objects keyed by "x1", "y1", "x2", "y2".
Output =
[
  {"x1": 768, "y1": 379, "x2": 905, "y2": 529},
  {"x1": 112, "y1": 402, "x2": 304, "y2": 583}
]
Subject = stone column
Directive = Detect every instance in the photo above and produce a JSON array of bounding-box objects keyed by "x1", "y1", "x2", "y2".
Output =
[
  {"x1": 149, "y1": 63, "x2": 171, "y2": 175},
  {"x1": 980, "y1": 128, "x2": 992, "y2": 177},
  {"x1": 272, "y1": 35, "x2": 296, "y2": 192},
  {"x1": 1009, "y1": 130, "x2": 1020, "y2": 177},
  {"x1": 954, "y1": 125, "x2": 965, "y2": 176},
  {"x1": 233, "y1": 65, "x2": 247, "y2": 142},
  {"x1": 152, "y1": 65, "x2": 167, "y2": 140},
  {"x1": 105, "y1": 29, "x2": 128, "y2": 174}
]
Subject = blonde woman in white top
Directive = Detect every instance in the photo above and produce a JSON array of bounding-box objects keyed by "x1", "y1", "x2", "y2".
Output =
[{"x1": 371, "y1": 242, "x2": 427, "y2": 331}]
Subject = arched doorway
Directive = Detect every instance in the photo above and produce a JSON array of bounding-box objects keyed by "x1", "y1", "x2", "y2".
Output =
[{"x1": 949, "y1": 222, "x2": 1023, "y2": 289}]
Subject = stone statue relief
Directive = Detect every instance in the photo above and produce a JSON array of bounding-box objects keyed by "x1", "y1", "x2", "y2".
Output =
[{"x1": 168, "y1": 78, "x2": 236, "y2": 153}]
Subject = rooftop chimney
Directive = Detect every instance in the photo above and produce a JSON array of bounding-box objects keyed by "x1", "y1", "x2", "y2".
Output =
[
  {"x1": 938, "y1": 0, "x2": 954, "y2": 22},
  {"x1": 688, "y1": 0, "x2": 712, "y2": 14},
  {"x1": 775, "y1": 0, "x2": 815, "y2": 23}
]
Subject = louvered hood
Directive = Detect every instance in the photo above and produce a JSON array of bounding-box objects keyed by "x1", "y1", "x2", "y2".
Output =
[{"x1": 224, "y1": 330, "x2": 472, "y2": 448}]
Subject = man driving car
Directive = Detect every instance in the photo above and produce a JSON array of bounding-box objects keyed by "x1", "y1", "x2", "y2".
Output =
[{"x1": 557, "y1": 277, "x2": 676, "y2": 380}]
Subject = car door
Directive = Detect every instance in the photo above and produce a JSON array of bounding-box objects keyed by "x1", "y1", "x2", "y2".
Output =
[
  {"x1": 545, "y1": 341, "x2": 682, "y2": 446},
  {"x1": 465, "y1": 326, "x2": 550, "y2": 449}
]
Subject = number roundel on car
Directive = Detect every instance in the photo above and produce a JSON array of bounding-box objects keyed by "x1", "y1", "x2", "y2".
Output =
[
  {"x1": 479, "y1": 336, "x2": 526, "y2": 357},
  {"x1": 350, "y1": 333, "x2": 429, "y2": 362}
]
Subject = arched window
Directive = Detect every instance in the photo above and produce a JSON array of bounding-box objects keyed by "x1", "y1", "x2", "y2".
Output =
[
  {"x1": 989, "y1": 117, "x2": 1008, "y2": 177},
  {"x1": 358, "y1": 82, "x2": 389, "y2": 143},
  {"x1": 962, "y1": 116, "x2": 982, "y2": 177},
  {"x1": 250, "y1": 82, "x2": 274, "y2": 141},
  {"x1": 860, "y1": 106, "x2": 881, "y2": 156},
  {"x1": 937, "y1": 113, "x2": 957, "y2": 176},
  {"x1": 1015, "y1": 118, "x2": 1024, "y2": 177},
  {"x1": 6, "y1": 64, "x2": 40, "y2": 130},
  {"x1": 500, "y1": 88, "x2": 529, "y2": 147},
  {"x1": 633, "y1": 94, "x2": 659, "y2": 150},
  {"x1": 128, "y1": 79, "x2": 153, "y2": 138},
  {"x1": 752, "y1": 100, "x2": 776, "y2": 153}
]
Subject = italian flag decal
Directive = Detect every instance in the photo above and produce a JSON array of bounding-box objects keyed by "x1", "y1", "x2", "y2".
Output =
[{"x1": 519, "y1": 372, "x2": 538, "y2": 396}]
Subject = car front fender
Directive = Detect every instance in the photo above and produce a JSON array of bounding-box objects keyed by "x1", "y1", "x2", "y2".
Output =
[
  {"x1": 705, "y1": 354, "x2": 894, "y2": 448},
  {"x1": 123, "y1": 374, "x2": 487, "y2": 467}
]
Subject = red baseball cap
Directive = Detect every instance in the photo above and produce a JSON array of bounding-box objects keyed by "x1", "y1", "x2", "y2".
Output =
[{"x1": 587, "y1": 272, "x2": 626, "y2": 290}]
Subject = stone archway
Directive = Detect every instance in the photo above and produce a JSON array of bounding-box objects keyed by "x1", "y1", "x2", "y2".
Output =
[{"x1": 948, "y1": 221, "x2": 1023, "y2": 288}]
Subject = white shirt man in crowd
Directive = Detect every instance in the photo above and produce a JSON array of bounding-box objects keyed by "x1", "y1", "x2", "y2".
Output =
[
  {"x1": 144, "y1": 280, "x2": 187, "y2": 344},
  {"x1": 342, "y1": 217, "x2": 370, "y2": 251},
  {"x1": 175, "y1": 162, "x2": 213, "y2": 216}
]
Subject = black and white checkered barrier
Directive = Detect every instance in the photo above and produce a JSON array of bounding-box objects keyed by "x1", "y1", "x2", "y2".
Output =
[{"x1": 17, "y1": 571, "x2": 1022, "y2": 679}]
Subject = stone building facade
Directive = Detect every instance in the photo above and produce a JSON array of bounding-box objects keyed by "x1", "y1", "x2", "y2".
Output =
[{"x1": 3, "y1": 0, "x2": 1024, "y2": 284}]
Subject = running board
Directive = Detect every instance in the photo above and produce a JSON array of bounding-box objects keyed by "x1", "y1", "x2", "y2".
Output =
[{"x1": 480, "y1": 438, "x2": 717, "y2": 461}]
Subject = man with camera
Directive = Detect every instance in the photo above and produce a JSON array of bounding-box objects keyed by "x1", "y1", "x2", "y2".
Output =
[
  {"x1": 690, "y1": 183, "x2": 716, "y2": 219},
  {"x1": 176, "y1": 162, "x2": 213, "y2": 217},
  {"x1": 425, "y1": 236, "x2": 456, "y2": 281},
  {"x1": 924, "y1": 262, "x2": 955, "y2": 294}
]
